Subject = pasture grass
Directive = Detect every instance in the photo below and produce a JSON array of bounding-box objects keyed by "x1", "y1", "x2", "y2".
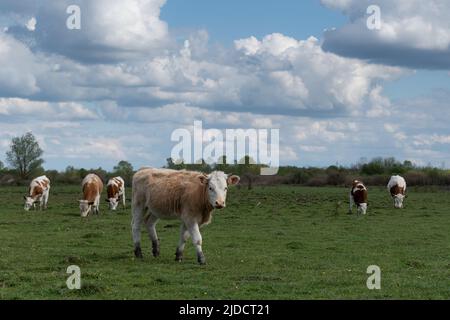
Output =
[{"x1": 0, "y1": 185, "x2": 449, "y2": 299}]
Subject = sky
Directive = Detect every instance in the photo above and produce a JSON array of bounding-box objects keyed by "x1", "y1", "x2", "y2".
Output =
[{"x1": 0, "y1": 0, "x2": 449, "y2": 171}]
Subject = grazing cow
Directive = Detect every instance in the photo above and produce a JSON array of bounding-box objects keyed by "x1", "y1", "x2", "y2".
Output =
[
  {"x1": 79, "y1": 173, "x2": 104, "y2": 217},
  {"x1": 349, "y1": 180, "x2": 368, "y2": 215},
  {"x1": 24, "y1": 175, "x2": 51, "y2": 211},
  {"x1": 106, "y1": 176, "x2": 126, "y2": 211},
  {"x1": 131, "y1": 168, "x2": 240, "y2": 265},
  {"x1": 388, "y1": 175, "x2": 407, "y2": 208}
]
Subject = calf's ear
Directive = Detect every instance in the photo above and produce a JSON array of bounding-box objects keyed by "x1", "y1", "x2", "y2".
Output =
[
  {"x1": 227, "y1": 175, "x2": 240, "y2": 185},
  {"x1": 199, "y1": 175, "x2": 208, "y2": 185}
]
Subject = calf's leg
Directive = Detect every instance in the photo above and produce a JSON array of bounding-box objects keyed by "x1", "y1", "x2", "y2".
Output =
[
  {"x1": 43, "y1": 190, "x2": 49, "y2": 210},
  {"x1": 348, "y1": 193, "x2": 354, "y2": 214},
  {"x1": 94, "y1": 194, "x2": 100, "y2": 215},
  {"x1": 145, "y1": 214, "x2": 160, "y2": 257},
  {"x1": 131, "y1": 206, "x2": 144, "y2": 258},
  {"x1": 187, "y1": 222, "x2": 205, "y2": 265},
  {"x1": 175, "y1": 223, "x2": 190, "y2": 262}
]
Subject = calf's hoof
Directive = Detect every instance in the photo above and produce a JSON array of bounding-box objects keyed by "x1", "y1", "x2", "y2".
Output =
[
  {"x1": 152, "y1": 241, "x2": 160, "y2": 257},
  {"x1": 175, "y1": 249, "x2": 183, "y2": 262},
  {"x1": 197, "y1": 253, "x2": 206, "y2": 265},
  {"x1": 134, "y1": 247, "x2": 143, "y2": 259}
]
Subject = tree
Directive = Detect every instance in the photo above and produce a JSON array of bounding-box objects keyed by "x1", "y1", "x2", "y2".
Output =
[
  {"x1": 60, "y1": 166, "x2": 82, "y2": 184},
  {"x1": 235, "y1": 156, "x2": 260, "y2": 190},
  {"x1": 113, "y1": 160, "x2": 134, "y2": 185},
  {"x1": 361, "y1": 157, "x2": 385, "y2": 175},
  {"x1": 165, "y1": 157, "x2": 186, "y2": 170},
  {"x1": 0, "y1": 160, "x2": 4, "y2": 171},
  {"x1": 326, "y1": 166, "x2": 346, "y2": 185},
  {"x1": 403, "y1": 160, "x2": 414, "y2": 170},
  {"x1": 166, "y1": 157, "x2": 176, "y2": 169},
  {"x1": 6, "y1": 132, "x2": 44, "y2": 179}
]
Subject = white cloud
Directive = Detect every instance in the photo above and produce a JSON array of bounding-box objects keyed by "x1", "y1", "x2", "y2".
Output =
[
  {"x1": 233, "y1": 34, "x2": 403, "y2": 114},
  {"x1": 2, "y1": 0, "x2": 170, "y2": 63},
  {"x1": 2, "y1": 22, "x2": 404, "y2": 117},
  {"x1": 87, "y1": 0, "x2": 168, "y2": 50},
  {"x1": 25, "y1": 17, "x2": 36, "y2": 31},
  {"x1": 367, "y1": 86, "x2": 392, "y2": 118},
  {"x1": 0, "y1": 1, "x2": 405, "y2": 118},
  {"x1": 321, "y1": 0, "x2": 450, "y2": 69},
  {"x1": 280, "y1": 146, "x2": 299, "y2": 161},
  {"x1": 0, "y1": 33, "x2": 41, "y2": 95},
  {"x1": 62, "y1": 138, "x2": 126, "y2": 160},
  {"x1": 0, "y1": 98, "x2": 99, "y2": 120},
  {"x1": 0, "y1": 90, "x2": 449, "y2": 170},
  {"x1": 413, "y1": 134, "x2": 450, "y2": 147},
  {"x1": 300, "y1": 145, "x2": 327, "y2": 153},
  {"x1": 384, "y1": 123, "x2": 398, "y2": 134}
]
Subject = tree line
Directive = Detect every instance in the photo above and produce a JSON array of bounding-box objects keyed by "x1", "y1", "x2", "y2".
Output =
[{"x1": 1, "y1": 133, "x2": 449, "y2": 187}]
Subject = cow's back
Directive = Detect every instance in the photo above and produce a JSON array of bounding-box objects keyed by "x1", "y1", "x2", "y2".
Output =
[
  {"x1": 29, "y1": 175, "x2": 51, "y2": 196},
  {"x1": 353, "y1": 186, "x2": 368, "y2": 204},
  {"x1": 82, "y1": 174, "x2": 103, "y2": 202},
  {"x1": 107, "y1": 176, "x2": 124, "y2": 198},
  {"x1": 132, "y1": 168, "x2": 208, "y2": 219},
  {"x1": 388, "y1": 175, "x2": 406, "y2": 195},
  {"x1": 37, "y1": 175, "x2": 50, "y2": 189}
]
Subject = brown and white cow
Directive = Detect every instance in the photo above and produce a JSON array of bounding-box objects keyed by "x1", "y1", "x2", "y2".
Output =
[
  {"x1": 349, "y1": 180, "x2": 368, "y2": 215},
  {"x1": 388, "y1": 175, "x2": 407, "y2": 208},
  {"x1": 131, "y1": 168, "x2": 240, "y2": 265},
  {"x1": 24, "y1": 175, "x2": 51, "y2": 211},
  {"x1": 106, "y1": 176, "x2": 126, "y2": 211},
  {"x1": 79, "y1": 173, "x2": 104, "y2": 217}
]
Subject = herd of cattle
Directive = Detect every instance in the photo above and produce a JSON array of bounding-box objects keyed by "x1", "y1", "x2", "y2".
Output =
[
  {"x1": 22, "y1": 169, "x2": 407, "y2": 264},
  {"x1": 349, "y1": 175, "x2": 407, "y2": 215}
]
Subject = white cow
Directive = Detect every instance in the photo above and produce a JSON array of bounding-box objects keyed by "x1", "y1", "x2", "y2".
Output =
[
  {"x1": 79, "y1": 173, "x2": 104, "y2": 217},
  {"x1": 106, "y1": 176, "x2": 126, "y2": 210},
  {"x1": 387, "y1": 175, "x2": 407, "y2": 208},
  {"x1": 349, "y1": 180, "x2": 368, "y2": 215},
  {"x1": 24, "y1": 175, "x2": 51, "y2": 211}
]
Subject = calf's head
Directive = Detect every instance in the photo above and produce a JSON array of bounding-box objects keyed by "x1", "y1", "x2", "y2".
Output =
[
  {"x1": 200, "y1": 171, "x2": 240, "y2": 209},
  {"x1": 393, "y1": 194, "x2": 405, "y2": 208},
  {"x1": 106, "y1": 197, "x2": 119, "y2": 210},
  {"x1": 79, "y1": 200, "x2": 93, "y2": 217},
  {"x1": 23, "y1": 196, "x2": 35, "y2": 211},
  {"x1": 357, "y1": 203, "x2": 368, "y2": 215}
]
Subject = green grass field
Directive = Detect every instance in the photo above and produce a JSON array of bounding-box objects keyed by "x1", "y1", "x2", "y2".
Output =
[{"x1": 0, "y1": 185, "x2": 449, "y2": 300}]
